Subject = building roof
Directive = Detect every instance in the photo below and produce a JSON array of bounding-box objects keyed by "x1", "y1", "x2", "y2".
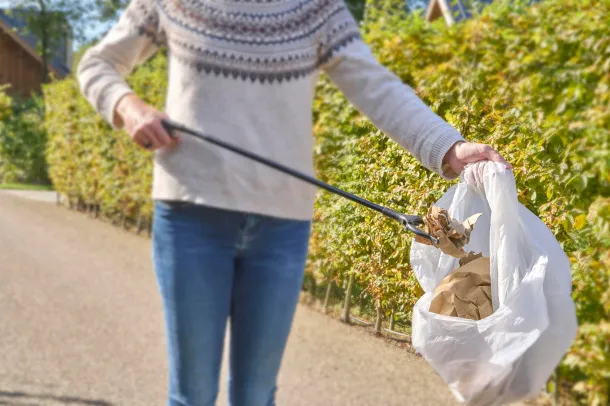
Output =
[
  {"x1": 0, "y1": 8, "x2": 71, "y2": 77},
  {"x1": 425, "y1": 0, "x2": 495, "y2": 24}
]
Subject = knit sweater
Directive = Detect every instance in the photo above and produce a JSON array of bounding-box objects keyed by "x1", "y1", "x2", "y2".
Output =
[{"x1": 77, "y1": 0, "x2": 465, "y2": 221}]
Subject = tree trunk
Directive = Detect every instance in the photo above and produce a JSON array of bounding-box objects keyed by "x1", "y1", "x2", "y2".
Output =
[
  {"x1": 323, "y1": 274, "x2": 333, "y2": 314},
  {"x1": 136, "y1": 212, "x2": 144, "y2": 234},
  {"x1": 389, "y1": 309, "x2": 395, "y2": 331},
  {"x1": 38, "y1": 1, "x2": 50, "y2": 85},
  {"x1": 374, "y1": 245, "x2": 384, "y2": 334},
  {"x1": 342, "y1": 273, "x2": 355, "y2": 324},
  {"x1": 374, "y1": 302, "x2": 382, "y2": 335}
]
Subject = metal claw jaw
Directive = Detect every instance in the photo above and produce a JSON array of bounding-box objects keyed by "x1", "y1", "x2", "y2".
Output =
[{"x1": 400, "y1": 214, "x2": 439, "y2": 245}]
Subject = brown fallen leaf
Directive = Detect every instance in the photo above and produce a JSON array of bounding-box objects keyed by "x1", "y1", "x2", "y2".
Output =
[{"x1": 415, "y1": 206, "x2": 482, "y2": 259}]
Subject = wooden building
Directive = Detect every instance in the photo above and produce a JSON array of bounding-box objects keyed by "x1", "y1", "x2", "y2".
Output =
[
  {"x1": 0, "y1": 9, "x2": 71, "y2": 98},
  {"x1": 425, "y1": 0, "x2": 495, "y2": 25}
]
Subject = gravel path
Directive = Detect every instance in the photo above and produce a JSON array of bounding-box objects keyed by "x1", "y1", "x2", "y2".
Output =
[{"x1": 0, "y1": 191, "x2": 459, "y2": 406}]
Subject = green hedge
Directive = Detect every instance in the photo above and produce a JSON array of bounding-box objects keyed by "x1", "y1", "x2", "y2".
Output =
[
  {"x1": 45, "y1": 53, "x2": 167, "y2": 222},
  {"x1": 44, "y1": 0, "x2": 608, "y2": 402},
  {"x1": 0, "y1": 86, "x2": 49, "y2": 184}
]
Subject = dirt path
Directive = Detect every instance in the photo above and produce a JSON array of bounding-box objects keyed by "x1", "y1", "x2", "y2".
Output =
[{"x1": 0, "y1": 191, "x2": 458, "y2": 406}]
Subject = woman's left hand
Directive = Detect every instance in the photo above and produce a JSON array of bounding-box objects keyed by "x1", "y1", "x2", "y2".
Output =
[{"x1": 443, "y1": 141, "x2": 511, "y2": 177}]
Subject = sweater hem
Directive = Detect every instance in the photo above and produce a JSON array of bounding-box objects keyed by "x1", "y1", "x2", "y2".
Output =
[{"x1": 151, "y1": 190, "x2": 316, "y2": 221}]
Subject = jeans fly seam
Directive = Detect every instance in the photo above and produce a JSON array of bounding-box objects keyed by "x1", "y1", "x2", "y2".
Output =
[{"x1": 236, "y1": 215, "x2": 252, "y2": 253}]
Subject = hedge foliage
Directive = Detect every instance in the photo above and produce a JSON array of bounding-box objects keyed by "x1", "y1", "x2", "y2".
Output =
[
  {"x1": 45, "y1": 52, "x2": 167, "y2": 221},
  {"x1": 0, "y1": 86, "x2": 49, "y2": 184},
  {"x1": 44, "y1": 0, "x2": 608, "y2": 402},
  {"x1": 312, "y1": 0, "x2": 609, "y2": 402}
]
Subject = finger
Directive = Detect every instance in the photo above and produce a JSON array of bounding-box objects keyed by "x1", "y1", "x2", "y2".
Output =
[
  {"x1": 476, "y1": 144, "x2": 494, "y2": 159},
  {"x1": 159, "y1": 113, "x2": 180, "y2": 142},
  {"x1": 479, "y1": 144, "x2": 512, "y2": 169},
  {"x1": 150, "y1": 119, "x2": 176, "y2": 146},
  {"x1": 487, "y1": 150, "x2": 512, "y2": 169},
  {"x1": 461, "y1": 144, "x2": 492, "y2": 164},
  {"x1": 146, "y1": 127, "x2": 165, "y2": 150},
  {"x1": 134, "y1": 129, "x2": 158, "y2": 150},
  {"x1": 145, "y1": 126, "x2": 165, "y2": 149}
]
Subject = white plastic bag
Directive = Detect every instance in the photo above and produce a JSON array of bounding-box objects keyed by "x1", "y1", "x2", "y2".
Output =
[{"x1": 410, "y1": 162, "x2": 577, "y2": 406}]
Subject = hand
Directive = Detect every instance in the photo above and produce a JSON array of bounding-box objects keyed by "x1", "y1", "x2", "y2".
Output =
[
  {"x1": 443, "y1": 142, "x2": 511, "y2": 177},
  {"x1": 114, "y1": 94, "x2": 180, "y2": 150}
]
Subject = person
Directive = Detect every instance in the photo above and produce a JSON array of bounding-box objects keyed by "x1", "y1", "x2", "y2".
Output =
[{"x1": 77, "y1": 0, "x2": 510, "y2": 405}]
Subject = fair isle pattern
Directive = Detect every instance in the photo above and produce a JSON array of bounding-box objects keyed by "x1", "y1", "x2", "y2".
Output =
[
  {"x1": 123, "y1": 0, "x2": 361, "y2": 82},
  {"x1": 125, "y1": 0, "x2": 167, "y2": 46}
]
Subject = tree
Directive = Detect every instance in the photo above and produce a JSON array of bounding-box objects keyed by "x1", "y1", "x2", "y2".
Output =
[
  {"x1": 345, "y1": 0, "x2": 367, "y2": 21},
  {"x1": 95, "y1": 0, "x2": 128, "y2": 22},
  {"x1": 5, "y1": 0, "x2": 100, "y2": 83}
]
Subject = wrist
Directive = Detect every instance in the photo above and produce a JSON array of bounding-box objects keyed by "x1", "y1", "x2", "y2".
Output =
[
  {"x1": 442, "y1": 141, "x2": 463, "y2": 165},
  {"x1": 113, "y1": 93, "x2": 140, "y2": 129},
  {"x1": 442, "y1": 141, "x2": 464, "y2": 176}
]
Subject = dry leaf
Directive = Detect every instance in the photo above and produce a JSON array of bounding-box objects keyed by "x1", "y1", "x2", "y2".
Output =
[
  {"x1": 415, "y1": 206, "x2": 483, "y2": 259},
  {"x1": 429, "y1": 257, "x2": 493, "y2": 320}
]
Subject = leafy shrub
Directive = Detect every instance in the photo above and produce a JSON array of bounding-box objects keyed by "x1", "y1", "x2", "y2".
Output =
[
  {"x1": 0, "y1": 85, "x2": 49, "y2": 184},
  {"x1": 564, "y1": 198, "x2": 610, "y2": 405}
]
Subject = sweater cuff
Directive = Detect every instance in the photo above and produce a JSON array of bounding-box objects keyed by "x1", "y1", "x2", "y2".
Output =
[
  {"x1": 429, "y1": 128, "x2": 465, "y2": 179},
  {"x1": 98, "y1": 82, "x2": 135, "y2": 130}
]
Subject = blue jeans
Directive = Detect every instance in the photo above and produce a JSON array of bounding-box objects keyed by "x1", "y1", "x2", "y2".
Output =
[{"x1": 152, "y1": 201, "x2": 311, "y2": 406}]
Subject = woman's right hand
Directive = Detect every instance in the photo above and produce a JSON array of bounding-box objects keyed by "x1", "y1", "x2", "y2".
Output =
[{"x1": 114, "y1": 94, "x2": 180, "y2": 150}]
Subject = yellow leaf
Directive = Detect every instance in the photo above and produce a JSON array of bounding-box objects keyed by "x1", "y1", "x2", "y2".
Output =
[{"x1": 574, "y1": 214, "x2": 587, "y2": 230}]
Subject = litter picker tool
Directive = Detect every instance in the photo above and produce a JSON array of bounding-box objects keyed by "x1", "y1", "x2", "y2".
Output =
[{"x1": 161, "y1": 119, "x2": 438, "y2": 244}]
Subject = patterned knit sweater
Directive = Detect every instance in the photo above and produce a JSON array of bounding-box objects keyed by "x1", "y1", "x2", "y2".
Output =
[{"x1": 78, "y1": 0, "x2": 465, "y2": 220}]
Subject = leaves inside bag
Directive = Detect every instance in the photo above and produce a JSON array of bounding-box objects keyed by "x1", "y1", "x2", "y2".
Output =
[
  {"x1": 414, "y1": 206, "x2": 482, "y2": 258},
  {"x1": 416, "y1": 206, "x2": 494, "y2": 320}
]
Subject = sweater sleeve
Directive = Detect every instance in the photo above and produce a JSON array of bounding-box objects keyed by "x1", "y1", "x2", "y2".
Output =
[
  {"x1": 319, "y1": 6, "x2": 465, "y2": 178},
  {"x1": 77, "y1": 0, "x2": 165, "y2": 127}
]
